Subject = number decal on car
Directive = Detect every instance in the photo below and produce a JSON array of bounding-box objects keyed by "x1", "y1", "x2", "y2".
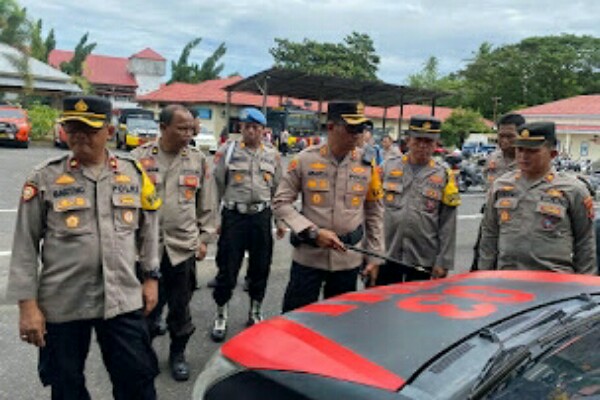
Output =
[{"x1": 396, "y1": 286, "x2": 535, "y2": 320}]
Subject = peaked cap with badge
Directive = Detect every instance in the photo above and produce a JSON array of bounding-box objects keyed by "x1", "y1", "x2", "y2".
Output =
[
  {"x1": 406, "y1": 115, "x2": 442, "y2": 140},
  {"x1": 59, "y1": 95, "x2": 112, "y2": 128},
  {"x1": 514, "y1": 122, "x2": 557, "y2": 148},
  {"x1": 327, "y1": 101, "x2": 371, "y2": 128}
]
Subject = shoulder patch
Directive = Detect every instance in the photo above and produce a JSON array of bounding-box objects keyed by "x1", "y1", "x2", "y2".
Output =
[
  {"x1": 288, "y1": 158, "x2": 299, "y2": 172},
  {"x1": 584, "y1": 196, "x2": 595, "y2": 220},
  {"x1": 22, "y1": 183, "x2": 38, "y2": 202}
]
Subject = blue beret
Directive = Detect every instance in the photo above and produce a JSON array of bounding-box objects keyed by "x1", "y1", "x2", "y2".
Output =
[{"x1": 239, "y1": 107, "x2": 266, "y2": 126}]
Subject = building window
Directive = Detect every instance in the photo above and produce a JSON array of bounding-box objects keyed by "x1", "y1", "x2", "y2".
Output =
[
  {"x1": 193, "y1": 107, "x2": 212, "y2": 120},
  {"x1": 580, "y1": 141, "x2": 589, "y2": 157}
]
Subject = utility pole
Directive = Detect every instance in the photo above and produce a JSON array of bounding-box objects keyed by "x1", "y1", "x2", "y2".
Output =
[{"x1": 491, "y1": 96, "x2": 501, "y2": 126}]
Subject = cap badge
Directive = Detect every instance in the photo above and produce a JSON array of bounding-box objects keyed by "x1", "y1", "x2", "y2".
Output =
[
  {"x1": 356, "y1": 102, "x2": 365, "y2": 114},
  {"x1": 521, "y1": 129, "x2": 530, "y2": 138},
  {"x1": 74, "y1": 99, "x2": 88, "y2": 112},
  {"x1": 423, "y1": 122, "x2": 432, "y2": 130}
]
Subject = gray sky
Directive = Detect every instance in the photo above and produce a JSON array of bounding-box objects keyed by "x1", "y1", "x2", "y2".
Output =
[{"x1": 20, "y1": 0, "x2": 600, "y2": 84}]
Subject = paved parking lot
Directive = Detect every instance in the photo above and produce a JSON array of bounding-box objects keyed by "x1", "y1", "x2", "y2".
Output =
[{"x1": 0, "y1": 143, "x2": 485, "y2": 399}]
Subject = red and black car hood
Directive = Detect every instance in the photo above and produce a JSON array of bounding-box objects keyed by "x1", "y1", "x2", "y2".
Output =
[{"x1": 222, "y1": 271, "x2": 600, "y2": 392}]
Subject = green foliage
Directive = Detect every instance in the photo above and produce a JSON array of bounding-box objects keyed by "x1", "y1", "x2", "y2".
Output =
[
  {"x1": 59, "y1": 32, "x2": 96, "y2": 76},
  {"x1": 441, "y1": 108, "x2": 490, "y2": 147},
  {"x1": 27, "y1": 102, "x2": 59, "y2": 140},
  {"x1": 0, "y1": 0, "x2": 30, "y2": 49},
  {"x1": 169, "y1": 37, "x2": 227, "y2": 84},
  {"x1": 457, "y1": 35, "x2": 600, "y2": 117},
  {"x1": 30, "y1": 18, "x2": 54, "y2": 62},
  {"x1": 269, "y1": 32, "x2": 380, "y2": 81}
]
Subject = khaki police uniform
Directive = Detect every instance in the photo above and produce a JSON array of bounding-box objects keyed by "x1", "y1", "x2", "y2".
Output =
[
  {"x1": 273, "y1": 143, "x2": 384, "y2": 311},
  {"x1": 212, "y1": 140, "x2": 282, "y2": 306},
  {"x1": 382, "y1": 145, "x2": 402, "y2": 161},
  {"x1": 478, "y1": 169, "x2": 596, "y2": 274},
  {"x1": 378, "y1": 154, "x2": 459, "y2": 282},
  {"x1": 132, "y1": 142, "x2": 217, "y2": 339},
  {"x1": 7, "y1": 151, "x2": 161, "y2": 398},
  {"x1": 484, "y1": 149, "x2": 517, "y2": 187},
  {"x1": 8, "y1": 153, "x2": 160, "y2": 322}
]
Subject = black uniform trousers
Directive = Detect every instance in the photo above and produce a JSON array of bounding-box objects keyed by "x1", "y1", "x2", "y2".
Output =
[
  {"x1": 213, "y1": 208, "x2": 273, "y2": 306},
  {"x1": 147, "y1": 253, "x2": 196, "y2": 339},
  {"x1": 282, "y1": 261, "x2": 360, "y2": 313},
  {"x1": 39, "y1": 310, "x2": 158, "y2": 400},
  {"x1": 375, "y1": 262, "x2": 431, "y2": 285}
]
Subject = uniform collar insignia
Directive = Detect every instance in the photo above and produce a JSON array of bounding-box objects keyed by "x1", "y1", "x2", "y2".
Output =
[
  {"x1": 401, "y1": 155, "x2": 408, "y2": 164},
  {"x1": 68, "y1": 157, "x2": 80, "y2": 171},
  {"x1": 109, "y1": 156, "x2": 118, "y2": 171},
  {"x1": 181, "y1": 148, "x2": 188, "y2": 157},
  {"x1": 428, "y1": 159, "x2": 435, "y2": 167},
  {"x1": 151, "y1": 145, "x2": 159, "y2": 155},
  {"x1": 545, "y1": 173, "x2": 554, "y2": 183},
  {"x1": 319, "y1": 145, "x2": 328, "y2": 157}
]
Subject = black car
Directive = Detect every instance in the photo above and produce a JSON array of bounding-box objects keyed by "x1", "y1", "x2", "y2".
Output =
[{"x1": 194, "y1": 271, "x2": 600, "y2": 399}]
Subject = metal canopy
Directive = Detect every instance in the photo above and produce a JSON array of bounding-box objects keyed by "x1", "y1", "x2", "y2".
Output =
[{"x1": 224, "y1": 67, "x2": 449, "y2": 107}]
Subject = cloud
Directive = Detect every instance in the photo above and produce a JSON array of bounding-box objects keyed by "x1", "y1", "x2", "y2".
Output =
[{"x1": 20, "y1": 0, "x2": 600, "y2": 84}]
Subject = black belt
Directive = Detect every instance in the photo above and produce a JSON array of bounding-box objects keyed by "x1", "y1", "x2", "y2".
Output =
[
  {"x1": 290, "y1": 225, "x2": 364, "y2": 247},
  {"x1": 223, "y1": 201, "x2": 270, "y2": 214}
]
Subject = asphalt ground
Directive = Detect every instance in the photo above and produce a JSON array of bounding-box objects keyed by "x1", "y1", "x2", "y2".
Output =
[{"x1": 0, "y1": 143, "x2": 487, "y2": 399}]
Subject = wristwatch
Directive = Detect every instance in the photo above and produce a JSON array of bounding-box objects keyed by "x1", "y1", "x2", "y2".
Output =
[
  {"x1": 143, "y1": 269, "x2": 162, "y2": 280},
  {"x1": 303, "y1": 227, "x2": 320, "y2": 246}
]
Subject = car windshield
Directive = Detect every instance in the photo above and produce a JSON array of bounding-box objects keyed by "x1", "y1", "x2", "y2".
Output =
[
  {"x1": 487, "y1": 324, "x2": 600, "y2": 399},
  {"x1": 0, "y1": 109, "x2": 25, "y2": 118},
  {"x1": 127, "y1": 118, "x2": 157, "y2": 129}
]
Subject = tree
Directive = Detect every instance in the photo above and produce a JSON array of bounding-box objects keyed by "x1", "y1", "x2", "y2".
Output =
[
  {"x1": 458, "y1": 35, "x2": 600, "y2": 117},
  {"x1": 30, "y1": 18, "x2": 55, "y2": 62},
  {"x1": 269, "y1": 32, "x2": 380, "y2": 81},
  {"x1": 169, "y1": 37, "x2": 227, "y2": 84},
  {"x1": 0, "y1": 0, "x2": 29, "y2": 49},
  {"x1": 441, "y1": 108, "x2": 490, "y2": 147},
  {"x1": 59, "y1": 32, "x2": 96, "y2": 76}
]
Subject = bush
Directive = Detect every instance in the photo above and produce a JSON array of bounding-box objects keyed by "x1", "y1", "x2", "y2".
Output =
[{"x1": 27, "y1": 102, "x2": 59, "y2": 140}]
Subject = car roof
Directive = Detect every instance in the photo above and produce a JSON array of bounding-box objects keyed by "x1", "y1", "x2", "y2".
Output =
[{"x1": 222, "y1": 271, "x2": 600, "y2": 392}]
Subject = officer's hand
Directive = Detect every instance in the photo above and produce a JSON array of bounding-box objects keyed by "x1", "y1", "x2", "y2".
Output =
[
  {"x1": 276, "y1": 226, "x2": 286, "y2": 240},
  {"x1": 18, "y1": 300, "x2": 46, "y2": 347},
  {"x1": 142, "y1": 279, "x2": 159, "y2": 316},
  {"x1": 362, "y1": 263, "x2": 379, "y2": 286},
  {"x1": 431, "y1": 266, "x2": 448, "y2": 279},
  {"x1": 196, "y1": 242, "x2": 208, "y2": 261},
  {"x1": 316, "y1": 229, "x2": 346, "y2": 251}
]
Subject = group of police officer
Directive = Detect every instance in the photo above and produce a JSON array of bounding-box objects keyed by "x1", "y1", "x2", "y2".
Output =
[{"x1": 7, "y1": 95, "x2": 596, "y2": 399}]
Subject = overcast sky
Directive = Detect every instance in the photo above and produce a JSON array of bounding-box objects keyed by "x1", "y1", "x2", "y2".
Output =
[{"x1": 19, "y1": 0, "x2": 600, "y2": 84}]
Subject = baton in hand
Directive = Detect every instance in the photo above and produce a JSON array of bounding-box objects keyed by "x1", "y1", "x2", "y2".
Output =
[{"x1": 345, "y1": 244, "x2": 429, "y2": 274}]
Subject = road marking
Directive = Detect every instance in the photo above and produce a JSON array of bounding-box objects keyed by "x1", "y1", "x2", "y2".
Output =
[
  {"x1": 458, "y1": 214, "x2": 482, "y2": 220},
  {"x1": 0, "y1": 209, "x2": 17, "y2": 213}
]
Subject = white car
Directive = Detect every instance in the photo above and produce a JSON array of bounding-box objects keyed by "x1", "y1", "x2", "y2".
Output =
[{"x1": 191, "y1": 126, "x2": 218, "y2": 154}]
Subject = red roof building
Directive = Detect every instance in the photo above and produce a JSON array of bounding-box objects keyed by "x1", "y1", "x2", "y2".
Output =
[
  {"x1": 137, "y1": 77, "x2": 464, "y2": 138},
  {"x1": 517, "y1": 95, "x2": 600, "y2": 159},
  {"x1": 48, "y1": 48, "x2": 166, "y2": 105}
]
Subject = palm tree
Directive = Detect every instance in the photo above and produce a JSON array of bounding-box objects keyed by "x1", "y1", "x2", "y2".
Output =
[{"x1": 0, "y1": 0, "x2": 33, "y2": 92}]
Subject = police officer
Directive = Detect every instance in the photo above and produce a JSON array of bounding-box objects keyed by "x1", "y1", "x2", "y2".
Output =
[
  {"x1": 381, "y1": 134, "x2": 401, "y2": 161},
  {"x1": 484, "y1": 113, "x2": 525, "y2": 186},
  {"x1": 478, "y1": 122, "x2": 596, "y2": 274},
  {"x1": 210, "y1": 107, "x2": 284, "y2": 341},
  {"x1": 471, "y1": 113, "x2": 525, "y2": 271},
  {"x1": 274, "y1": 101, "x2": 384, "y2": 312},
  {"x1": 132, "y1": 105, "x2": 217, "y2": 381},
  {"x1": 7, "y1": 96, "x2": 162, "y2": 399},
  {"x1": 374, "y1": 115, "x2": 460, "y2": 284}
]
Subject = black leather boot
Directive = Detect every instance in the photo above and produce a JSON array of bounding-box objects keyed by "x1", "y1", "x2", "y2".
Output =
[{"x1": 169, "y1": 334, "x2": 191, "y2": 381}]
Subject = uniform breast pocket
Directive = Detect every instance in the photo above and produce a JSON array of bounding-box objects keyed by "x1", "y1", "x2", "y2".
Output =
[
  {"x1": 305, "y1": 178, "x2": 331, "y2": 208},
  {"x1": 259, "y1": 162, "x2": 275, "y2": 187},
  {"x1": 228, "y1": 166, "x2": 247, "y2": 187},
  {"x1": 112, "y1": 193, "x2": 140, "y2": 231},
  {"x1": 535, "y1": 201, "x2": 566, "y2": 234},
  {"x1": 50, "y1": 197, "x2": 93, "y2": 237},
  {"x1": 421, "y1": 187, "x2": 441, "y2": 214},
  {"x1": 179, "y1": 174, "x2": 199, "y2": 204},
  {"x1": 383, "y1": 181, "x2": 403, "y2": 208},
  {"x1": 494, "y1": 197, "x2": 519, "y2": 230}
]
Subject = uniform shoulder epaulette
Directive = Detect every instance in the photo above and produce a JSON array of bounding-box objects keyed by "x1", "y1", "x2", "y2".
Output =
[{"x1": 34, "y1": 154, "x2": 69, "y2": 171}]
